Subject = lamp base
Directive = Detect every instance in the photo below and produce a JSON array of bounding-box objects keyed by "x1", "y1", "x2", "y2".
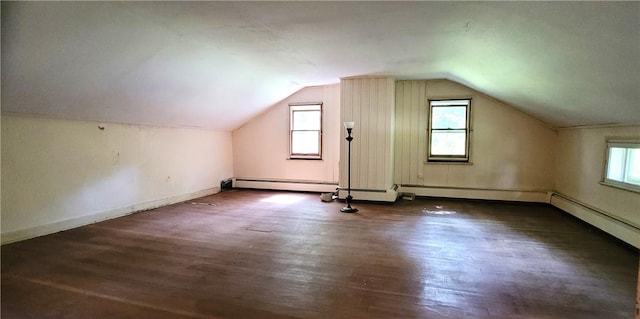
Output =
[{"x1": 340, "y1": 206, "x2": 358, "y2": 213}]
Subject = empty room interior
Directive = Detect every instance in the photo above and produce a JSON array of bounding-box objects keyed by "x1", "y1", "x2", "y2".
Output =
[{"x1": 1, "y1": 2, "x2": 639, "y2": 319}]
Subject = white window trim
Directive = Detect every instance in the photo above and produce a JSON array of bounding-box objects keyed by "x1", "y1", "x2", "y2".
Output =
[
  {"x1": 601, "y1": 139, "x2": 640, "y2": 193},
  {"x1": 289, "y1": 103, "x2": 323, "y2": 160},
  {"x1": 427, "y1": 98, "x2": 472, "y2": 162}
]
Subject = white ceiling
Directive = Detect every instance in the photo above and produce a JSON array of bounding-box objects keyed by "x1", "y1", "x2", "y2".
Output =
[{"x1": 2, "y1": 2, "x2": 639, "y2": 130}]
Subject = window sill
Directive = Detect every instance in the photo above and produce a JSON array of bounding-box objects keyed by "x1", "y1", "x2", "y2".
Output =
[
  {"x1": 288, "y1": 157, "x2": 323, "y2": 161},
  {"x1": 425, "y1": 160, "x2": 473, "y2": 165},
  {"x1": 599, "y1": 181, "x2": 640, "y2": 194}
]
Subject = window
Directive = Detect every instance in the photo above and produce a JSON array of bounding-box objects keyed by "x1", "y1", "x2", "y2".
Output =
[
  {"x1": 603, "y1": 141, "x2": 640, "y2": 191},
  {"x1": 428, "y1": 99, "x2": 471, "y2": 162},
  {"x1": 289, "y1": 103, "x2": 322, "y2": 159}
]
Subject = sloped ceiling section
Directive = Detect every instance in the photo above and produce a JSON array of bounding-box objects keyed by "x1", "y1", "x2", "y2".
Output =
[{"x1": 2, "y1": 2, "x2": 638, "y2": 130}]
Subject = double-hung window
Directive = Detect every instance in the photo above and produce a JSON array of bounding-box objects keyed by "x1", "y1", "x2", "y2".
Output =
[
  {"x1": 603, "y1": 140, "x2": 640, "y2": 192},
  {"x1": 428, "y1": 99, "x2": 471, "y2": 162},
  {"x1": 289, "y1": 103, "x2": 322, "y2": 159}
]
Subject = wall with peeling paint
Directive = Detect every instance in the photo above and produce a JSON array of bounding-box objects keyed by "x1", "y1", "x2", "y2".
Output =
[{"x1": 1, "y1": 115, "x2": 234, "y2": 243}]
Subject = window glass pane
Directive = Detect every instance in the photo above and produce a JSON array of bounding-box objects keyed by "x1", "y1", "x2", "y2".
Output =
[
  {"x1": 432, "y1": 106, "x2": 467, "y2": 129},
  {"x1": 431, "y1": 131, "x2": 466, "y2": 156},
  {"x1": 291, "y1": 131, "x2": 319, "y2": 154},
  {"x1": 624, "y1": 148, "x2": 640, "y2": 185},
  {"x1": 292, "y1": 110, "x2": 320, "y2": 130},
  {"x1": 606, "y1": 147, "x2": 626, "y2": 182}
]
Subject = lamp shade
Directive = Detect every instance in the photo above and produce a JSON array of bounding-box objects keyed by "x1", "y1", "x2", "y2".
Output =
[{"x1": 344, "y1": 121, "x2": 355, "y2": 129}]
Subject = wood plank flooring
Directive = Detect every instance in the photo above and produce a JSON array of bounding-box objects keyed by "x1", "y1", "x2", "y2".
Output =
[{"x1": 2, "y1": 189, "x2": 638, "y2": 318}]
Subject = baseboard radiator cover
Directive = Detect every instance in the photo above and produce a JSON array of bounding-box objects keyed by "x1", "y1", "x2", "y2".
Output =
[
  {"x1": 337, "y1": 184, "x2": 399, "y2": 202},
  {"x1": 399, "y1": 185, "x2": 552, "y2": 203},
  {"x1": 1, "y1": 187, "x2": 221, "y2": 245},
  {"x1": 550, "y1": 192, "x2": 639, "y2": 249},
  {"x1": 233, "y1": 178, "x2": 339, "y2": 193}
]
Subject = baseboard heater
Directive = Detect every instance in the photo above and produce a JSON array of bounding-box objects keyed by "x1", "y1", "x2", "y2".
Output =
[
  {"x1": 235, "y1": 178, "x2": 338, "y2": 185},
  {"x1": 233, "y1": 178, "x2": 338, "y2": 193},
  {"x1": 399, "y1": 184, "x2": 551, "y2": 203},
  {"x1": 550, "y1": 192, "x2": 639, "y2": 231},
  {"x1": 337, "y1": 184, "x2": 399, "y2": 202},
  {"x1": 550, "y1": 192, "x2": 639, "y2": 248}
]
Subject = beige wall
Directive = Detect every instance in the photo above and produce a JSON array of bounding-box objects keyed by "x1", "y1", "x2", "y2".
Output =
[
  {"x1": 552, "y1": 125, "x2": 640, "y2": 247},
  {"x1": 395, "y1": 80, "x2": 556, "y2": 202},
  {"x1": 1, "y1": 115, "x2": 234, "y2": 243},
  {"x1": 232, "y1": 84, "x2": 340, "y2": 191}
]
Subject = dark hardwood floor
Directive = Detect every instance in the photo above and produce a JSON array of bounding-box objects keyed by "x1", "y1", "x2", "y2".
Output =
[{"x1": 2, "y1": 189, "x2": 638, "y2": 319}]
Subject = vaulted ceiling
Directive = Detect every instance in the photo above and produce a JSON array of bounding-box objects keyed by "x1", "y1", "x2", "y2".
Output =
[{"x1": 2, "y1": 2, "x2": 638, "y2": 130}]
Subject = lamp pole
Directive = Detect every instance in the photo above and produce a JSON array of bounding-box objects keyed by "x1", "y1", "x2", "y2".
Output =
[{"x1": 341, "y1": 122, "x2": 358, "y2": 213}]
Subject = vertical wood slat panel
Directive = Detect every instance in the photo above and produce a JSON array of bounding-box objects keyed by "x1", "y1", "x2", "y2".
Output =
[
  {"x1": 409, "y1": 81, "x2": 419, "y2": 185},
  {"x1": 360, "y1": 78, "x2": 370, "y2": 189},
  {"x1": 402, "y1": 82, "x2": 413, "y2": 183},
  {"x1": 340, "y1": 77, "x2": 395, "y2": 191},
  {"x1": 339, "y1": 80, "x2": 351, "y2": 188},
  {"x1": 395, "y1": 82, "x2": 405, "y2": 183},
  {"x1": 418, "y1": 81, "x2": 426, "y2": 182},
  {"x1": 366, "y1": 78, "x2": 374, "y2": 188},
  {"x1": 406, "y1": 81, "x2": 414, "y2": 185},
  {"x1": 383, "y1": 77, "x2": 393, "y2": 189},
  {"x1": 407, "y1": 81, "x2": 415, "y2": 184},
  {"x1": 394, "y1": 80, "x2": 427, "y2": 186},
  {"x1": 379, "y1": 79, "x2": 388, "y2": 188},
  {"x1": 348, "y1": 79, "x2": 357, "y2": 188},
  {"x1": 379, "y1": 78, "x2": 386, "y2": 188},
  {"x1": 373, "y1": 78, "x2": 382, "y2": 189},
  {"x1": 361, "y1": 79, "x2": 368, "y2": 188},
  {"x1": 393, "y1": 82, "x2": 404, "y2": 184},
  {"x1": 402, "y1": 82, "x2": 412, "y2": 183},
  {"x1": 400, "y1": 81, "x2": 408, "y2": 184},
  {"x1": 386, "y1": 77, "x2": 396, "y2": 187},
  {"x1": 371, "y1": 78, "x2": 380, "y2": 188},
  {"x1": 412, "y1": 81, "x2": 427, "y2": 185},
  {"x1": 395, "y1": 81, "x2": 405, "y2": 184},
  {"x1": 353, "y1": 79, "x2": 362, "y2": 188}
]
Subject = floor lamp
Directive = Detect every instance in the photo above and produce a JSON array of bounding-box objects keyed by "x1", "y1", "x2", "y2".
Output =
[{"x1": 341, "y1": 121, "x2": 358, "y2": 213}]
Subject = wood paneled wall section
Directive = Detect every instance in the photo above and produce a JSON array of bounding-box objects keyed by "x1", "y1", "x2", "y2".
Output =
[
  {"x1": 394, "y1": 80, "x2": 427, "y2": 185},
  {"x1": 340, "y1": 77, "x2": 395, "y2": 191}
]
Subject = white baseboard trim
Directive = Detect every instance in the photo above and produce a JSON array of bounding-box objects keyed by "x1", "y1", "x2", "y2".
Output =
[
  {"x1": 338, "y1": 185, "x2": 399, "y2": 202},
  {"x1": 1, "y1": 187, "x2": 221, "y2": 245},
  {"x1": 399, "y1": 185, "x2": 551, "y2": 203},
  {"x1": 550, "y1": 193, "x2": 639, "y2": 248},
  {"x1": 233, "y1": 178, "x2": 338, "y2": 193}
]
